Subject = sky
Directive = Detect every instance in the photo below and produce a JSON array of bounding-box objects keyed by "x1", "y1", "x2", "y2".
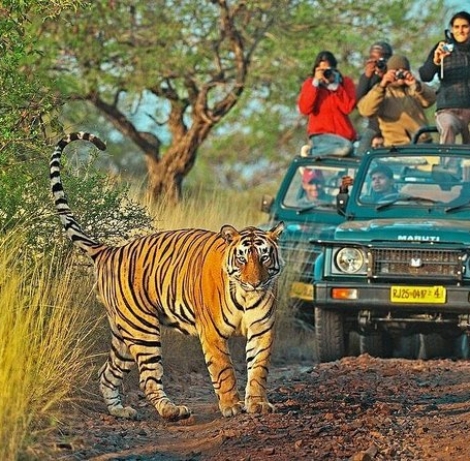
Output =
[{"x1": 447, "y1": 0, "x2": 470, "y2": 16}]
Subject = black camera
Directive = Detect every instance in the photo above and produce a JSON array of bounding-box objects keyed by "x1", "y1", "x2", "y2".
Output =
[
  {"x1": 323, "y1": 68, "x2": 341, "y2": 83},
  {"x1": 395, "y1": 70, "x2": 406, "y2": 80},
  {"x1": 376, "y1": 58, "x2": 387, "y2": 70}
]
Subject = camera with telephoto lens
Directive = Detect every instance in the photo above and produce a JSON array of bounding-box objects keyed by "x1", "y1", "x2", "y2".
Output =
[
  {"x1": 395, "y1": 70, "x2": 406, "y2": 80},
  {"x1": 375, "y1": 58, "x2": 387, "y2": 70}
]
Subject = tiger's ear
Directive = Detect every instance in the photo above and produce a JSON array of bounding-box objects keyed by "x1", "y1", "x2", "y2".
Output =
[
  {"x1": 220, "y1": 224, "x2": 240, "y2": 244},
  {"x1": 269, "y1": 221, "x2": 284, "y2": 241}
]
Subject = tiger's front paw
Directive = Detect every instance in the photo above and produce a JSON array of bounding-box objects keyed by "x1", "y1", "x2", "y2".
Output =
[
  {"x1": 109, "y1": 405, "x2": 138, "y2": 419},
  {"x1": 220, "y1": 401, "x2": 244, "y2": 417},
  {"x1": 161, "y1": 404, "x2": 191, "y2": 421},
  {"x1": 246, "y1": 399, "x2": 275, "y2": 414}
]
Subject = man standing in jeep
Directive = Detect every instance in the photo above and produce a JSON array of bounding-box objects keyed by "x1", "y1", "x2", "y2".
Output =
[
  {"x1": 419, "y1": 11, "x2": 470, "y2": 144},
  {"x1": 357, "y1": 55, "x2": 436, "y2": 146},
  {"x1": 356, "y1": 41, "x2": 393, "y2": 154}
]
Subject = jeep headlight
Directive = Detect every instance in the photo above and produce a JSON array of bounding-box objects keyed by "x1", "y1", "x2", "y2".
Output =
[{"x1": 335, "y1": 247, "x2": 366, "y2": 274}]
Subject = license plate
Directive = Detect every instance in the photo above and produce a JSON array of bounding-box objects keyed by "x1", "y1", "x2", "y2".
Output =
[
  {"x1": 290, "y1": 282, "x2": 314, "y2": 301},
  {"x1": 390, "y1": 286, "x2": 446, "y2": 304}
]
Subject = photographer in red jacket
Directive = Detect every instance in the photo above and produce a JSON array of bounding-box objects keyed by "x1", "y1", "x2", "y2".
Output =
[{"x1": 298, "y1": 50, "x2": 357, "y2": 157}]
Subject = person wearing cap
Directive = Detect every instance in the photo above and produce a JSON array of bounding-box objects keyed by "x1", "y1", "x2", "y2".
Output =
[
  {"x1": 362, "y1": 165, "x2": 398, "y2": 202},
  {"x1": 298, "y1": 50, "x2": 357, "y2": 157},
  {"x1": 419, "y1": 11, "x2": 470, "y2": 144},
  {"x1": 356, "y1": 41, "x2": 393, "y2": 154},
  {"x1": 357, "y1": 55, "x2": 436, "y2": 147},
  {"x1": 298, "y1": 169, "x2": 326, "y2": 206}
]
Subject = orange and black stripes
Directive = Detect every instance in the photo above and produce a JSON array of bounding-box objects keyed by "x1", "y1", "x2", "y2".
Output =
[{"x1": 50, "y1": 133, "x2": 284, "y2": 420}]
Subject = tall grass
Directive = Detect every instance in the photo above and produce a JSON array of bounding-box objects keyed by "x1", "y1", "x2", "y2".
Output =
[
  {"x1": 0, "y1": 229, "x2": 97, "y2": 461},
  {"x1": 135, "y1": 184, "x2": 267, "y2": 231}
]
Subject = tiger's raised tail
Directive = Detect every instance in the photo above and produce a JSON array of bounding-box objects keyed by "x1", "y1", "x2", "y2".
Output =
[{"x1": 50, "y1": 132, "x2": 107, "y2": 255}]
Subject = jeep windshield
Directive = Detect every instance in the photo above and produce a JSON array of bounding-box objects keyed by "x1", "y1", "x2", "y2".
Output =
[
  {"x1": 283, "y1": 162, "x2": 358, "y2": 212},
  {"x1": 353, "y1": 149, "x2": 470, "y2": 214}
]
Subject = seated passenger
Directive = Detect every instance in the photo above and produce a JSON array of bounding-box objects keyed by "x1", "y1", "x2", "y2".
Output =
[
  {"x1": 298, "y1": 169, "x2": 326, "y2": 206},
  {"x1": 362, "y1": 165, "x2": 398, "y2": 202}
]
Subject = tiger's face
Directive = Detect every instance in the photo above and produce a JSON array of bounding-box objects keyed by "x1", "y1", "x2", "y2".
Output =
[{"x1": 220, "y1": 222, "x2": 284, "y2": 291}]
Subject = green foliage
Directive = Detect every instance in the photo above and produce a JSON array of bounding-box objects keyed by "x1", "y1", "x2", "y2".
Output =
[
  {"x1": 0, "y1": 1, "x2": 88, "y2": 143},
  {"x1": 1, "y1": 0, "x2": 451, "y2": 203},
  {"x1": 19, "y1": 0, "x2": 447, "y2": 193},
  {"x1": 0, "y1": 138, "x2": 154, "y2": 255},
  {"x1": 0, "y1": 1, "x2": 154, "y2": 254}
]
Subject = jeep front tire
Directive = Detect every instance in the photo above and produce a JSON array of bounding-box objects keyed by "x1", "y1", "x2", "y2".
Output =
[{"x1": 314, "y1": 307, "x2": 345, "y2": 362}]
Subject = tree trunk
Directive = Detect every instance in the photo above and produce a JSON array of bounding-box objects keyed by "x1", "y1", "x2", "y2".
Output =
[
  {"x1": 87, "y1": 92, "x2": 215, "y2": 204},
  {"x1": 144, "y1": 119, "x2": 213, "y2": 204}
]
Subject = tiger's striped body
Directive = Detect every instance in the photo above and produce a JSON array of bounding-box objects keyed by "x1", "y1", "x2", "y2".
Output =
[{"x1": 50, "y1": 132, "x2": 284, "y2": 420}]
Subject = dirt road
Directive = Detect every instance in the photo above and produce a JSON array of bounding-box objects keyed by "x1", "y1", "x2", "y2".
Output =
[{"x1": 33, "y1": 354, "x2": 470, "y2": 461}]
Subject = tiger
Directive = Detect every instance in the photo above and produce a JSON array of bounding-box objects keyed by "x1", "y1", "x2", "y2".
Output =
[{"x1": 49, "y1": 132, "x2": 285, "y2": 421}]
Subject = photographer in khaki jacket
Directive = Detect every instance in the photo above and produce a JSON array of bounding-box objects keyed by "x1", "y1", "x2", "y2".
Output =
[{"x1": 357, "y1": 55, "x2": 436, "y2": 146}]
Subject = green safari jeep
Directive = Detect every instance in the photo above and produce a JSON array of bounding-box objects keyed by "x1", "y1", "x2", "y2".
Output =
[{"x1": 312, "y1": 142, "x2": 470, "y2": 362}]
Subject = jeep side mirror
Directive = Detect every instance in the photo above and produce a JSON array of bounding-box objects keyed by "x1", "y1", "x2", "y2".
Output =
[
  {"x1": 261, "y1": 195, "x2": 274, "y2": 214},
  {"x1": 337, "y1": 192, "x2": 349, "y2": 216}
]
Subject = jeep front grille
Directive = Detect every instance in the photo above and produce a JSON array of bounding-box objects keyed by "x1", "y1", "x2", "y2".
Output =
[{"x1": 372, "y1": 248, "x2": 464, "y2": 279}]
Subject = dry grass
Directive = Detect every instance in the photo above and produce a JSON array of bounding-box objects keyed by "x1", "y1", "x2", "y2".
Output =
[
  {"x1": 0, "y1": 231, "x2": 98, "y2": 461},
  {"x1": 134, "y1": 185, "x2": 267, "y2": 231}
]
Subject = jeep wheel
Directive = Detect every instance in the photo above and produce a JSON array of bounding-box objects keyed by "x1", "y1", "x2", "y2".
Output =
[
  {"x1": 457, "y1": 334, "x2": 470, "y2": 359},
  {"x1": 418, "y1": 333, "x2": 452, "y2": 359},
  {"x1": 314, "y1": 308, "x2": 345, "y2": 362},
  {"x1": 359, "y1": 333, "x2": 384, "y2": 357},
  {"x1": 394, "y1": 334, "x2": 420, "y2": 359}
]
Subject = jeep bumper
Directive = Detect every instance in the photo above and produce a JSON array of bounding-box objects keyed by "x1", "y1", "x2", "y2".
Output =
[{"x1": 314, "y1": 282, "x2": 470, "y2": 315}]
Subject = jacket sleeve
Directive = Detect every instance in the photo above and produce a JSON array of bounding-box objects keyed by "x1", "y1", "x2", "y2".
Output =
[
  {"x1": 410, "y1": 82, "x2": 437, "y2": 108},
  {"x1": 356, "y1": 73, "x2": 374, "y2": 100},
  {"x1": 332, "y1": 76, "x2": 357, "y2": 114},
  {"x1": 419, "y1": 44, "x2": 439, "y2": 82},
  {"x1": 298, "y1": 77, "x2": 320, "y2": 115},
  {"x1": 357, "y1": 84, "x2": 386, "y2": 117}
]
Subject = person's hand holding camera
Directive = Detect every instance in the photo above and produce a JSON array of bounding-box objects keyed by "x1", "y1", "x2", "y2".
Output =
[
  {"x1": 363, "y1": 58, "x2": 378, "y2": 78},
  {"x1": 400, "y1": 70, "x2": 419, "y2": 87},
  {"x1": 433, "y1": 41, "x2": 454, "y2": 65},
  {"x1": 339, "y1": 175, "x2": 354, "y2": 193},
  {"x1": 378, "y1": 69, "x2": 398, "y2": 88},
  {"x1": 313, "y1": 66, "x2": 327, "y2": 85},
  {"x1": 313, "y1": 67, "x2": 336, "y2": 85},
  {"x1": 379, "y1": 68, "x2": 417, "y2": 88}
]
